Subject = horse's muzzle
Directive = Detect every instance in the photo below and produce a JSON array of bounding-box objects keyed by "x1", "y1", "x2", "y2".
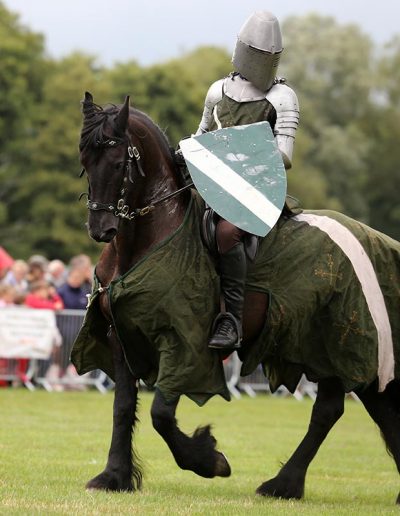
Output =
[
  {"x1": 88, "y1": 226, "x2": 117, "y2": 243},
  {"x1": 88, "y1": 211, "x2": 119, "y2": 242}
]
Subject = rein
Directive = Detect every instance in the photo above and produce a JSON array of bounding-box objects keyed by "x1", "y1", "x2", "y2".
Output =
[
  {"x1": 81, "y1": 137, "x2": 193, "y2": 221},
  {"x1": 115, "y1": 182, "x2": 193, "y2": 220}
]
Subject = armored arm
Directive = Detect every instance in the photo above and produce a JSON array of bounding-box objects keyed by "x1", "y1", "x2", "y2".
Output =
[
  {"x1": 195, "y1": 79, "x2": 224, "y2": 135},
  {"x1": 266, "y1": 83, "x2": 300, "y2": 169}
]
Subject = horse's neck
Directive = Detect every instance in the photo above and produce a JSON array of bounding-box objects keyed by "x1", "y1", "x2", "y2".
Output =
[
  {"x1": 96, "y1": 198, "x2": 188, "y2": 290},
  {"x1": 115, "y1": 174, "x2": 188, "y2": 275},
  {"x1": 96, "y1": 125, "x2": 189, "y2": 281}
]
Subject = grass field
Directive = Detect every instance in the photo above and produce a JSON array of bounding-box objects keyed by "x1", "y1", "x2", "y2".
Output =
[{"x1": 0, "y1": 389, "x2": 398, "y2": 515}]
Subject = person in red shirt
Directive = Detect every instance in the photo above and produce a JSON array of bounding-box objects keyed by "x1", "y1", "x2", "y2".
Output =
[
  {"x1": 24, "y1": 280, "x2": 64, "y2": 310},
  {"x1": 24, "y1": 279, "x2": 65, "y2": 389}
]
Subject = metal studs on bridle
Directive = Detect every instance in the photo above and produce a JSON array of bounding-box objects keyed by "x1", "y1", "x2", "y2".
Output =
[{"x1": 128, "y1": 145, "x2": 146, "y2": 179}]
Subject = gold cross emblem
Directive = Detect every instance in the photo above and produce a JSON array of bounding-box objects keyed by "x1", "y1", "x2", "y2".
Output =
[{"x1": 314, "y1": 254, "x2": 343, "y2": 286}]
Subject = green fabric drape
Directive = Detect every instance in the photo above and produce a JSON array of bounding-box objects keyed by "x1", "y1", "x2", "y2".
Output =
[
  {"x1": 242, "y1": 209, "x2": 400, "y2": 393},
  {"x1": 71, "y1": 192, "x2": 230, "y2": 406},
  {"x1": 72, "y1": 197, "x2": 400, "y2": 403}
]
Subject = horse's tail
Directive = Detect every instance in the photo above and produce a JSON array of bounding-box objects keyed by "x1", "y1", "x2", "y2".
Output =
[
  {"x1": 380, "y1": 380, "x2": 400, "y2": 463},
  {"x1": 358, "y1": 379, "x2": 400, "y2": 459},
  {"x1": 385, "y1": 379, "x2": 400, "y2": 413}
]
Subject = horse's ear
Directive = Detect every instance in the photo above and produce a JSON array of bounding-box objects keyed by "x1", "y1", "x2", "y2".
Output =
[
  {"x1": 82, "y1": 91, "x2": 95, "y2": 118},
  {"x1": 84, "y1": 91, "x2": 93, "y2": 103},
  {"x1": 115, "y1": 95, "x2": 130, "y2": 135}
]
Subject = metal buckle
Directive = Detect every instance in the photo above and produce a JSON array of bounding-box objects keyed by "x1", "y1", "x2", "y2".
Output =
[
  {"x1": 132, "y1": 147, "x2": 140, "y2": 160},
  {"x1": 139, "y1": 206, "x2": 154, "y2": 216}
]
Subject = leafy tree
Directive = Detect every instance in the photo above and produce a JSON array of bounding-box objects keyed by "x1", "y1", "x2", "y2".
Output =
[
  {"x1": 287, "y1": 130, "x2": 341, "y2": 211},
  {"x1": 360, "y1": 37, "x2": 400, "y2": 239},
  {"x1": 362, "y1": 107, "x2": 400, "y2": 239},
  {"x1": 0, "y1": 2, "x2": 46, "y2": 142},
  {"x1": 1, "y1": 1, "x2": 399, "y2": 261},
  {"x1": 1, "y1": 49, "x2": 109, "y2": 259},
  {"x1": 103, "y1": 60, "x2": 149, "y2": 107},
  {"x1": 0, "y1": 1, "x2": 48, "y2": 232},
  {"x1": 106, "y1": 47, "x2": 231, "y2": 145},
  {"x1": 281, "y1": 15, "x2": 374, "y2": 220}
]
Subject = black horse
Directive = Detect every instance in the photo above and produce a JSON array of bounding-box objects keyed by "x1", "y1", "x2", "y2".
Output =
[{"x1": 72, "y1": 92, "x2": 400, "y2": 504}]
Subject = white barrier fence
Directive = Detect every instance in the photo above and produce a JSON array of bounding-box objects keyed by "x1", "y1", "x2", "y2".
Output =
[
  {"x1": 0, "y1": 308, "x2": 108, "y2": 392},
  {"x1": 224, "y1": 354, "x2": 317, "y2": 401},
  {"x1": 0, "y1": 307, "x2": 318, "y2": 399}
]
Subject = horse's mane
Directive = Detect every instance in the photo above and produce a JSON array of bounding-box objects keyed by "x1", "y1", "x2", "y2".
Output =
[
  {"x1": 79, "y1": 96, "x2": 187, "y2": 188},
  {"x1": 79, "y1": 98, "x2": 171, "y2": 156},
  {"x1": 79, "y1": 100, "x2": 120, "y2": 152}
]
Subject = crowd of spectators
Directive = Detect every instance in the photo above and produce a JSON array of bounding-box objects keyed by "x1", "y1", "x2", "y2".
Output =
[
  {"x1": 0, "y1": 252, "x2": 93, "y2": 310},
  {"x1": 0, "y1": 251, "x2": 94, "y2": 390}
]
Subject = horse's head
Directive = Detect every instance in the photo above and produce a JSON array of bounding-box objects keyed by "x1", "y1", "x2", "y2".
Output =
[
  {"x1": 79, "y1": 92, "x2": 189, "y2": 248},
  {"x1": 79, "y1": 92, "x2": 142, "y2": 242}
]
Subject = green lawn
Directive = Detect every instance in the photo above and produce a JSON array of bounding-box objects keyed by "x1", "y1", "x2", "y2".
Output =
[{"x1": 0, "y1": 389, "x2": 398, "y2": 515}]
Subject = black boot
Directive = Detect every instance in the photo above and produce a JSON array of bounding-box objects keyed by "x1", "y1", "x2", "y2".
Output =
[{"x1": 208, "y1": 243, "x2": 246, "y2": 350}]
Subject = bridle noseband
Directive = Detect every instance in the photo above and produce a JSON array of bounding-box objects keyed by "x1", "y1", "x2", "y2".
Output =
[{"x1": 80, "y1": 137, "x2": 192, "y2": 221}]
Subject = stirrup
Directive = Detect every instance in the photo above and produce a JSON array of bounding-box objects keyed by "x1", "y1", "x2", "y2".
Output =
[{"x1": 208, "y1": 312, "x2": 242, "y2": 350}]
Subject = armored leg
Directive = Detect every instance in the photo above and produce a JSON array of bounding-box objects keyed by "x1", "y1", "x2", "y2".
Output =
[{"x1": 208, "y1": 242, "x2": 247, "y2": 350}]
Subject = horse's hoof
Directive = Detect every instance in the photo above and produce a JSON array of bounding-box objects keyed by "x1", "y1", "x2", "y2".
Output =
[
  {"x1": 214, "y1": 451, "x2": 231, "y2": 477},
  {"x1": 396, "y1": 491, "x2": 400, "y2": 505},
  {"x1": 86, "y1": 471, "x2": 133, "y2": 492},
  {"x1": 256, "y1": 476, "x2": 304, "y2": 500}
]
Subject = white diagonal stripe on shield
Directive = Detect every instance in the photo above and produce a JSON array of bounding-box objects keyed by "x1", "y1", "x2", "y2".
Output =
[{"x1": 180, "y1": 137, "x2": 282, "y2": 229}]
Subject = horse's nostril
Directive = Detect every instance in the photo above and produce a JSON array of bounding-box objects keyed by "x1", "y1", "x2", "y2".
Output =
[
  {"x1": 100, "y1": 228, "x2": 117, "y2": 242},
  {"x1": 88, "y1": 226, "x2": 117, "y2": 243}
]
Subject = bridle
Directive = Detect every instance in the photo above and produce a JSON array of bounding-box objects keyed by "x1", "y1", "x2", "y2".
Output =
[{"x1": 80, "y1": 137, "x2": 192, "y2": 221}]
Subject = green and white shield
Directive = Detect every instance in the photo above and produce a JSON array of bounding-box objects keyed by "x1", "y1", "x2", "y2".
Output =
[{"x1": 179, "y1": 121, "x2": 287, "y2": 237}]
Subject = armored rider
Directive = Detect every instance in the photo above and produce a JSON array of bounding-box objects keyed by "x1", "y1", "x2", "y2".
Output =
[{"x1": 195, "y1": 11, "x2": 300, "y2": 351}]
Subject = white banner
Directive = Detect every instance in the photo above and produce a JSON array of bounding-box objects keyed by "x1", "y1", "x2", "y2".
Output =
[{"x1": 0, "y1": 308, "x2": 58, "y2": 359}]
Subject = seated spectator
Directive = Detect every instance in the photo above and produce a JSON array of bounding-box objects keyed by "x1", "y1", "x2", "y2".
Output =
[
  {"x1": 47, "y1": 259, "x2": 67, "y2": 288},
  {"x1": 2, "y1": 259, "x2": 29, "y2": 296},
  {"x1": 24, "y1": 281, "x2": 65, "y2": 390},
  {"x1": 0, "y1": 284, "x2": 17, "y2": 307},
  {"x1": 69, "y1": 254, "x2": 93, "y2": 289},
  {"x1": 24, "y1": 280, "x2": 64, "y2": 310},
  {"x1": 57, "y1": 267, "x2": 91, "y2": 309},
  {"x1": 26, "y1": 255, "x2": 49, "y2": 286},
  {"x1": 0, "y1": 284, "x2": 19, "y2": 387}
]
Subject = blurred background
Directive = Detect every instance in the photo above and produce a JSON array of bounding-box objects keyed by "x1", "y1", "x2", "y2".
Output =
[{"x1": 1, "y1": 0, "x2": 400, "y2": 262}]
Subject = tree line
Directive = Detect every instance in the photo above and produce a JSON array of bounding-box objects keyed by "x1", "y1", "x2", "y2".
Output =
[{"x1": 1, "y1": 2, "x2": 400, "y2": 261}]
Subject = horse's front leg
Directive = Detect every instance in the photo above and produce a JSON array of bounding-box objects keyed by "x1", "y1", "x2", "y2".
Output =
[
  {"x1": 151, "y1": 389, "x2": 231, "y2": 478},
  {"x1": 86, "y1": 326, "x2": 142, "y2": 492},
  {"x1": 257, "y1": 377, "x2": 345, "y2": 499}
]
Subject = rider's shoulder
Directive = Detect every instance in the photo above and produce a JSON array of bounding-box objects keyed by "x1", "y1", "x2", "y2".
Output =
[
  {"x1": 266, "y1": 78, "x2": 299, "y2": 111},
  {"x1": 204, "y1": 78, "x2": 225, "y2": 108}
]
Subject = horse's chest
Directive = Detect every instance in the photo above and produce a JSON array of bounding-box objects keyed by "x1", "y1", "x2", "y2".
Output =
[{"x1": 98, "y1": 291, "x2": 112, "y2": 322}]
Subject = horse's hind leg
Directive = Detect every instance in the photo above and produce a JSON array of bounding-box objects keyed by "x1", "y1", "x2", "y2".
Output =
[
  {"x1": 151, "y1": 389, "x2": 231, "y2": 478},
  {"x1": 356, "y1": 380, "x2": 400, "y2": 505},
  {"x1": 86, "y1": 327, "x2": 142, "y2": 492},
  {"x1": 257, "y1": 377, "x2": 345, "y2": 499}
]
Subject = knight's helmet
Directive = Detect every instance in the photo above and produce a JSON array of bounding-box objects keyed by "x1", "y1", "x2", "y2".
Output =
[{"x1": 232, "y1": 11, "x2": 283, "y2": 92}]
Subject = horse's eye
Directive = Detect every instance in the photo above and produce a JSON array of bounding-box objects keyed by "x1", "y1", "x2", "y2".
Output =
[{"x1": 115, "y1": 162, "x2": 123, "y2": 171}]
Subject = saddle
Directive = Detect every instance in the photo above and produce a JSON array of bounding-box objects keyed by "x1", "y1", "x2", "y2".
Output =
[
  {"x1": 201, "y1": 196, "x2": 302, "y2": 262},
  {"x1": 201, "y1": 207, "x2": 259, "y2": 262}
]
